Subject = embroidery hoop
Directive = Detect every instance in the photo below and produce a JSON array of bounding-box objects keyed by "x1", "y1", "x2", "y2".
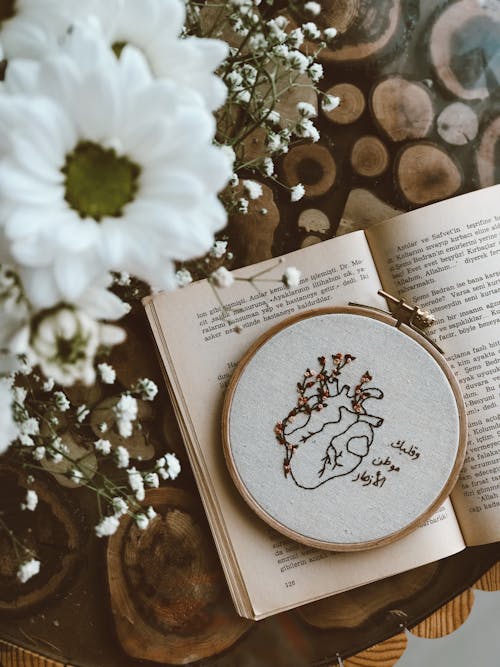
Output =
[{"x1": 222, "y1": 304, "x2": 467, "y2": 552}]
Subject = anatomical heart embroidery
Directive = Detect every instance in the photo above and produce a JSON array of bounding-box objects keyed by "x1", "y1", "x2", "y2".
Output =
[{"x1": 274, "y1": 353, "x2": 384, "y2": 489}]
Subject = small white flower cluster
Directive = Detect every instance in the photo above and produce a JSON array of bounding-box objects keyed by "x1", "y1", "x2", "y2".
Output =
[
  {"x1": 113, "y1": 395, "x2": 138, "y2": 438},
  {"x1": 156, "y1": 453, "x2": 182, "y2": 481}
]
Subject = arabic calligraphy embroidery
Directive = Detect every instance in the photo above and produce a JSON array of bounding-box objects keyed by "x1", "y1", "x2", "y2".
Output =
[{"x1": 274, "y1": 353, "x2": 384, "y2": 490}]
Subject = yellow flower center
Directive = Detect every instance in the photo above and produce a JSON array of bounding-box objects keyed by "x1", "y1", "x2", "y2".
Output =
[{"x1": 62, "y1": 141, "x2": 140, "y2": 221}]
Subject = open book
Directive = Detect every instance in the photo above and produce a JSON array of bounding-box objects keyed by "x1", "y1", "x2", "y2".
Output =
[{"x1": 145, "y1": 185, "x2": 500, "y2": 620}]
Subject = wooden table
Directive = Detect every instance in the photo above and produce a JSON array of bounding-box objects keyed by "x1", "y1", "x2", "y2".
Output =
[{"x1": 1, "y1": 0, "x2": 499, "y2": 665}]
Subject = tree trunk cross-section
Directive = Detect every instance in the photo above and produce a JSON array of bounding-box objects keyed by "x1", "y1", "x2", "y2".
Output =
[
  {"x1": 281, "y1": 143, "x2": 336, "y2": 199},
  {"x1": 429, "y1": 0, "x2": 500, "y2": 101},
  {"x1": 350, "y1": 135, "x2": 389, "y2": 178},
  {"x1": 395, "y1": 142, "x2": 463, "y2": 206},
  {"x1": 370, "y1": 77, "x2": 434, "y2": 142},
  {"x1": 476, "y1": 114, "x2": 500, "y2": 188},
  {"x1": 323, "y1": 83, "x2": 366, "y2": 125},
  {"x1": 317, "y1": 0, "x2": 411, "y2": 65},
  {"x1": 107, "y1": 487, "x2": 251, "y2": 665},
  {"x1": 437, "y1": 102, "x2": 479, "y2": 146}
]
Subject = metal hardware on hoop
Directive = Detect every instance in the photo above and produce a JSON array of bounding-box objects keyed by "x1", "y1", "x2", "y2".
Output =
[{"x1": 349, "y1": 290, "x2": 444, "y2": 354}]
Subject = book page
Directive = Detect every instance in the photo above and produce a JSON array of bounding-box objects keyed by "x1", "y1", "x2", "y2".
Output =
[
  {"x1": 146, "y1": 231, "x2": 465, "y2": 619},
  {"x1": 366, "y1": 185, "x2": 500, "y2": 546}
]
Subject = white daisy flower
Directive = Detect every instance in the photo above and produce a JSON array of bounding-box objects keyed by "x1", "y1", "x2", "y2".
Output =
[
  {"x1": 22, "y1": 305, "x2": 124, "y2": 386},
  {"x1": 0, "y1": 25, "x2": 233, "y2": 307},
  {"x1": 86, "y1": 0, "x2": 228, "y2": 111}
]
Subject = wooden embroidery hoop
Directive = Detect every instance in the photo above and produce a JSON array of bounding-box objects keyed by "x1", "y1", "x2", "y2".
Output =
[{"x1": 222, "y1": 302, "x2": 467, "y2": 552}]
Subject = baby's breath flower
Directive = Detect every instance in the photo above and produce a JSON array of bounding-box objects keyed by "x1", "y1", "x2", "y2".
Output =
[
  {"x1": 261, "y1": 157, "x2": 274, "y2": 177},
  {"x1": 114, "y1": 395, "x2": 138, "y2": 438},
  {"x1": 237, "y1": 197, "x2": 249, "y2": 214},
  {"x1": 70, "y1": 468, "x2": 83, "y2": 485},
  {"x1": 297, "y1": 102, "x2": 317, "y2": 119},
  {"x1": 144, "y1": 472, "x2": 160, "y2": 488},
  {"x1": 229, "y1": 173, "x2": 239, "y2": 187},
  {"x1": 17, "y1": 558, "x2": 40, "y2": 583},
  {"x1": 13, "y1": 386, "x2": 27, "y2": 405},
  {"x1": 323, "y1": 27, "x2": 338, "y2": 41},
  {"x1": 322, "y1": 94, "x2": 341, "y2": 112},
  {"x1": 42, "y1": 378, "x2": 55, "y2": 392},
  {"x1": 211, "y1": 267, "x2": 234, "y2": 288},
  {"x1": 146, "y1": 506, "x2": 157, "y2": 520},
  {"x1": 165, "y1": 453, "x2": 181, "y2": 480},
  {"x1": 95, "y1": 515, "x2": 120, "y2": 538},
  {"x1": 135, "y1": 378, "x2": 158, "y2": 401},
  {"x1": 304, "y1": 1, "x2": 321, "y2": 15},
  {"x1": 115, "y1": 446, "x2": 130, "y2": 469},
  {"x1": 291, "y1": 184, "x2": 305, "y2": 201},
  {"x1": 127, "y1": 467, "x2": 145, "y2": 501},
  {"x1": 287, "y1": 50, "x2": 309, "y2": 73},
  {"x1": 76, "y1": 405, "x2": 89, "y2": 423},
  {"x1": 176, "y1": 269, "x2": 193, "y2": 287},
  {"x1": 243, "y1": 180, "x2": 263, "y2": 200},
  {"x1": 54, "y1": 391, "x2": 70, "y2": 412},
  {"x1": 94, "y1": 438, "x2": 112, "y2": 455},
  {"x1": 33, "y1": 446, "x2": 46, "y2": 461},
  {"x1": 302, "y1": 21, "x2": 321, "y2": 40},
  {"x1": 98, "y1": 363, "x2": 116, "y2": 385},
  {"x1": 99, "y1": 422, "x2": 108, "y2": 434},
  {"x1": 210, "y1": 241, "x2": 228, "y2": 259},
  {"x1": 115, "y1": 272, "x2": 131, "y2": 286},
  {"x1": 288, "y1": 28, "x2": 304, "y2": 48},
  {"x1": 135, "y1": 513, "x2": 149, "y2": 530},
  {"x1": 21, "y1": 489, "x2": 38, "y2": 511},
  {"x1": 236, "y1": 89, "x2": 251, "y2": 104},
  {"x1": 308, "y1": 62, "x2": 324, "y2": 82},
  {"x1": 296, "y1": 118, "x2": 320, "y2": 142},
  {"x1": 283, "y1": 267, "x2": 302, "y2": 288},
  {"x1": 112, "y1": 497, "x2": 128, "y2": 517}
]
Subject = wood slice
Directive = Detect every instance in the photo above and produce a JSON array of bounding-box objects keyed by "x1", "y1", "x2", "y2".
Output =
[
  {"x1": 281, "y1": 144, "x2": 336, "y2": 198},
  {"x1": 395, "y1": 142, "x2": 463, "y2": 205},
  {"x1": 298, "y1": 208, "x2": 330, "y2": 234},
  {"x1": 0, "y1": 465, "x2": 82, "y2": 615},
  {"x1": 298, "y1": 562, "x2": 438, "y2": 629},
  {"x1": 239, "y1": 126, "x2": 268, "y2": 164},
  {"x1": 0, "y1": 640, "x2": 65, "y2": 667},
  {"x1": 344, "y1": 632, "x2": 408, "y2": 667},
  {"x1": 370, "y1": 77, "x2": 434, "y2": 142},
  {"x1": 473, "y1": 562, "x2": 500, "y2": 591},
  {"x1": 409, "y1": 589, "x2": 474, "y2": 638},
  {"x1": 437, "y1": 102, "x2": 478, "y2": 146},
  {"x1": 476, "y1": 114, "x2": 500, "y2": 188},
  {"x1": 229, "y1": 182, "x2": 279, "y2": 265},
  {"x1": 323, "y1": 83, "x2": 365, "y2": 125},
  {"x1": 350, "y1": 135, "x2": 389, "y2": 177},
  {"x1": 317, "y1": 0, "x2": 411, "y2": 65},
  {"x1": 428, "y1": 0, "x2": 500, "y2": 101},
  {"x1": 337, "y1": 189, "x2": 403, "y2": 236},
  {"x1": 107, "y1": 487, "x2": 251, "y2": 664}
]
